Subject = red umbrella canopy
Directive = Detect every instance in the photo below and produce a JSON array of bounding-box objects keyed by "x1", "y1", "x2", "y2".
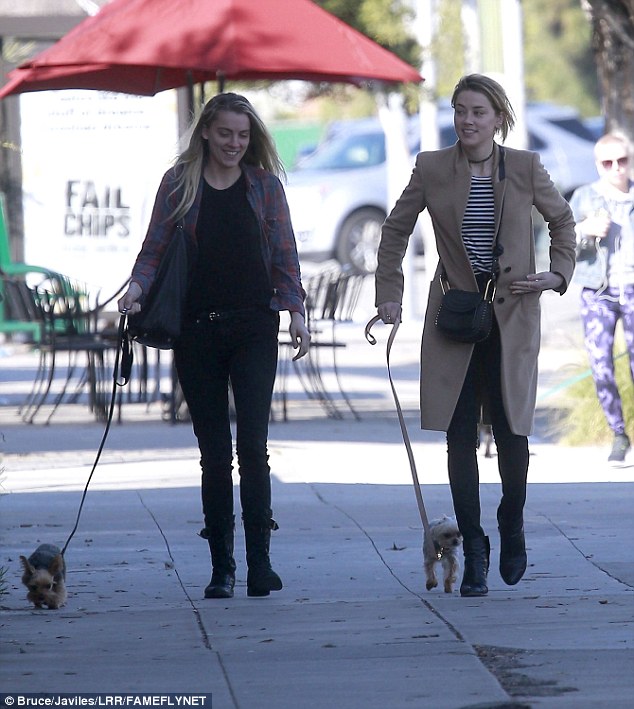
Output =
[{"x1": 0, "y1": 0, "x2": 422, "y2": 98}]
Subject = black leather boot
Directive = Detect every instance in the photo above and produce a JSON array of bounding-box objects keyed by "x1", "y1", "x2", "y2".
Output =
[
  {"x1": 199, "y1": 517, "x2": 236, "y2": 599},
  {"x1": 243, "y1": 515, "x2": 282, "y2": 597},
  {"x1": 460, "y1": 536, "x2": 490, "y2": 597},
  {"x1": 499, "y1": 524, "x2": 527, "y2": 586}
]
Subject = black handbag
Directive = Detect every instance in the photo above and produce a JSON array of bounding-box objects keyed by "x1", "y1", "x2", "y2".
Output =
[
  {"x1": 435, "y1": 276, "x2": 495, "y2": 343},
  {"x1": 127, "y1": 222, "x2": 190, "y2": 349}
]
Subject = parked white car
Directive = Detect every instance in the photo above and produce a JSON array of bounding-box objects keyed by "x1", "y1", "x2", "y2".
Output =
[
  {"x1": 285, "y1": 118, "x2": 416, "y2": 274},
  {"x1": 285, "y1": 104, "x2": 597, "y2": 273}
]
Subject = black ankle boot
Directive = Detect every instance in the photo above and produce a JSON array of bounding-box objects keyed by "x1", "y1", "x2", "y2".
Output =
[
  {"x1": 499, "y1": 525, "x2": 527, "y2": 586},
  {"x1": 460, "y1": 536, "x2": 490, "y2": 597},
  {"x1": 243, "y1": 516, "x2": 282, "y2": 597},
  {"x1": 200, "y1": 517, "x2": 236, "y2": 599}
]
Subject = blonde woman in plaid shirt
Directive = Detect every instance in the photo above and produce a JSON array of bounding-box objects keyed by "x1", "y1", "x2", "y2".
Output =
[{"x1": 119, "y1": 93, "x2": 309, "y2": 600}]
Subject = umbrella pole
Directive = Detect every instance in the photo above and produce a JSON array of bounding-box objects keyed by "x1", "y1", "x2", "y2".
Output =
[{"x1": 185, "y1": 71, "x2": 195, "y2": 117}]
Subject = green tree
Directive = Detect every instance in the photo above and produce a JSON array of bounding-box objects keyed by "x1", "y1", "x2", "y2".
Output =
[
  {"x1": 585, "y1": 0, "x2": 634, "y2": 141},
  {"x1": 315, "y1": 0, "x2": 600, "y2": 117},
  {"x1": 523, "y1": 0, "x2": 599, "y2": 115},
  {"x1": 432, "y1": 0, "x2": 468, "y2": 99},
  {"x1": 306, "y1": 1, "x2": 423, "y2": 115},
  {"x1": 316, "y1": 0, "x2": 420, "y2": 69}
]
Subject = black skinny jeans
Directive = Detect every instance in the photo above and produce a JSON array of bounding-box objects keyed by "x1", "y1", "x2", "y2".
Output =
[
  {"x1": 446, "y1": 316, "x2": 529, "y2": 542},
  {"x1": 174, "y1": 309, "x2": 280, "y2": 527}
]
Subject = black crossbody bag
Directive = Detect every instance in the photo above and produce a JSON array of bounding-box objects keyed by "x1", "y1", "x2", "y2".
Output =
[{"x1": 435, "y1": 269, "x2": 496, "y2": 343}]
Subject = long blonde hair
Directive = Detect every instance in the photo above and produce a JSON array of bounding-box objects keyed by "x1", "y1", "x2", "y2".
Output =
[{"x1": 169, "y1": 93, "x2": 285, "y2": 221}]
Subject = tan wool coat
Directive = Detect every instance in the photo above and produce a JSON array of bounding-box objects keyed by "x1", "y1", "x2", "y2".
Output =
[{"x1": 375, "y1": 143, "x2": 576, "y2": 436}]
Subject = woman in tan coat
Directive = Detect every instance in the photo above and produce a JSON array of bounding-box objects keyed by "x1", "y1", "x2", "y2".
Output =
[{"x1": 375, "y1": 75, "x2": 576, "y2": 597}]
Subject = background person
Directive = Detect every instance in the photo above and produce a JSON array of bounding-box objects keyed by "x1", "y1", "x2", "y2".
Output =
[
  {"x1": 569, "y1": 133, "x2": 634, "y2": 465},
  {"x1": 118, "y1": 93, "x2": 310, "y2": 599},
  {"x1": 375, "y1": 74, "x2": 576, "y2": 597}
]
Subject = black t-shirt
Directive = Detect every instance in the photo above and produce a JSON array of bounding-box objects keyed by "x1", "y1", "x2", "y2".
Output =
[{"x1": 187, "y1": 173, "x2": 272, "y2": 315}]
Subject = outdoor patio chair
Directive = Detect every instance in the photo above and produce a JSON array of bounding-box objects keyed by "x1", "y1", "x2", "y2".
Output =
[
  {"x1": 0, "y1": 271, "x2": 46, "y2": 342},
  {"x1": 274, "y1": 264, "x2": 366, "y2": 421},
  {"x1": 19, "y1": 275, "x2": 126, "y2": 424}
]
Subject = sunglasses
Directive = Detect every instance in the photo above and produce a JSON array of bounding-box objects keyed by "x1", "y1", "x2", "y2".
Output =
[{"x1": 600, "y1": 156, "x2": 628, "y2": 170}]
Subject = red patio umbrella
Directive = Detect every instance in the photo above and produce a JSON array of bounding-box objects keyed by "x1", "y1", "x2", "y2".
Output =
[{"x1": 0, "y1": 0, "x2": 422, "y2": 99}]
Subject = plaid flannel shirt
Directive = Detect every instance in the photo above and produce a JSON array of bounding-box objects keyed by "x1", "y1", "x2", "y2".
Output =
[{"x1": 130, "y1": 163, "x2": 306, "y2": 316}]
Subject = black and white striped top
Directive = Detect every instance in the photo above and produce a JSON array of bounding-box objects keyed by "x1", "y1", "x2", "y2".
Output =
[{"x1": 462, "y1": 176, "x2": 495, "y2": 273}]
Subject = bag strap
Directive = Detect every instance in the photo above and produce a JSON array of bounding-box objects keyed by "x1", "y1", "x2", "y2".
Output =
[
  {"x1": 365, "y1": 314, "x2": 439, "y2": 561},
  {"x1": 439, "y1": 258, "x2": 498, "y2": 301}
]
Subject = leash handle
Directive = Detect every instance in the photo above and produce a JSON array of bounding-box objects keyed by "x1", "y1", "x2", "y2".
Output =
[
  {"x1": 62, "y1": 313, "x2": 132, "y2": 556},
  {"x1": 117, "y1": 310, "x2": 133, "y2": 386},
  {"x1": 365, "y1": 314, "x2": 439, "y2": 560}
]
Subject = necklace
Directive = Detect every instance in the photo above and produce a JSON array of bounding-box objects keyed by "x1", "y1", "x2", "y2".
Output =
[{"x1": 468, "y1": 145, "x2": 495, "y2": 164}]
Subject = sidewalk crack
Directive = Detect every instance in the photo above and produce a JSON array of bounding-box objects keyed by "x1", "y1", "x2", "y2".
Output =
[
  {"x1": 309, "y1": 483, "x2": 467, "y2": 641},
  {"x1": 537, "y1": 510, "x2": 634, "y2": 588},
  {"x1": 137, "y1": 492, "x2": 240, "y2": 709},
  {"x1": 137, "y1": 492, "x2": 211, "y2": 645}
]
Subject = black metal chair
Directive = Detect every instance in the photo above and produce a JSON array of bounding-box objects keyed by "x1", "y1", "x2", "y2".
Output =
[
  {"x1": 18, "y1": 275, "x2": 125, "y2": 424},
  {"x1": 274, "y1": 265, "x2": 366, "y2": 421},
  {"x1": 1, "y1": 271, "x2": 65, "y2": 419}
]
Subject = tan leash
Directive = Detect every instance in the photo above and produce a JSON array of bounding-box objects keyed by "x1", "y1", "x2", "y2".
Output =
[{"x1": 365, "y1": 314, "x2": 439, "y2": 561}]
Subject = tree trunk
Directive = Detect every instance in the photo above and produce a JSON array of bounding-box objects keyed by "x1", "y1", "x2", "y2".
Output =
[
  {"x1": 585, "y1": 0, "x2": 634, "y2": 142},
  {"x1": 0, "y1": 38, "x2": 25, "y2": 261}
]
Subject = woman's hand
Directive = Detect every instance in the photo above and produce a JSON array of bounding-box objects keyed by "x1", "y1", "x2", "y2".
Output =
[
  {"x1": 289, "y1": 311, "x2": 310, "y2": 360},
  {"x1": 117, "y1": 281, "x2": 143, "y2": 314},
  {"x1": 377, "y1": 301, "x2": 401, "y2": 324},
  {"x1": 509, "y1": 271, "x2": 564, "y2": 295},
  {"x1": 581, "y1": 212, "x2": 610, "y2": 239}
]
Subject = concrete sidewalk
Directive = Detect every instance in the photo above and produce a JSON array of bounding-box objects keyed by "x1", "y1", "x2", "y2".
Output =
[
  {"x1": 1, "y1": 433, "x2": 633, "y2": 709},
  {"x1": 1, "y1": 285, "x2": 633, "y2": 708}
]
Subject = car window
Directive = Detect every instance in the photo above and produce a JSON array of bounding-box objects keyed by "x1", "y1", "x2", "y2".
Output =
[
  {"x1": 440, "y1": 125, "x2": 458, "y2": 147},
  {"x1": 297, "y1": 132, "x2": 386, "y2": 170},
  {"x1": 528, "y1": 131, "x2": 547, "y2": 151},
  {"x1": 544, "y1": 117, "x2": 595, "y2": 142}
]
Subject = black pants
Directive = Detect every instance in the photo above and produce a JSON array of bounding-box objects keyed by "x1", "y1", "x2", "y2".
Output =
[
  {"x1": 446, "y1": 317, "x2": 529, "y2": 542},
  {"x1": 174, "y1": 309, "x2": 280, "y2": 526}
]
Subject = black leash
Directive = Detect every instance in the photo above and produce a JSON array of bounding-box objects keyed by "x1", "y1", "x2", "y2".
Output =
[
  {"x1": 365, "y1": 314, "x2": 439, "y2": 561},
  {"x1": 61, "y1": 313, "x2": 133, "y2": 557}
]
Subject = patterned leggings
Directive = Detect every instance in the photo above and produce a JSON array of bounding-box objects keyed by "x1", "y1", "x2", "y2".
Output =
[{"x1": 580, "y1": 286, "x2": 634, "y2": 435}]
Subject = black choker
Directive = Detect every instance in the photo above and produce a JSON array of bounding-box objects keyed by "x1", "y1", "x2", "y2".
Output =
[{"x1": 468, "y1": 145, "x2": 495, "y2": 164}]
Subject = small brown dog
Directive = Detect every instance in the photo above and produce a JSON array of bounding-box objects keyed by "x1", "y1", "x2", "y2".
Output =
[
  {"x1": 424, "y1": 516, "x2": 463, "y2": 593},
  {"x1": 20, "y1": 544, "x2": 67, "y2": 609}
]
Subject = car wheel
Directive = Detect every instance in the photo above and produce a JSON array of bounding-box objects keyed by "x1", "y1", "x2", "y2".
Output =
[{"x1": 336, "y1": 207, "x2": 385, "y2": 274}]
